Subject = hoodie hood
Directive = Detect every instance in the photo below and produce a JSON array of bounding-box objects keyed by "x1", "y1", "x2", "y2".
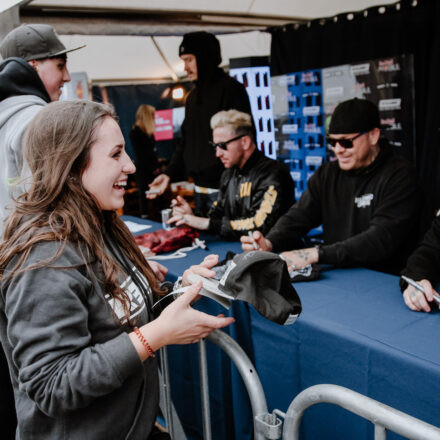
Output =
[
  {"x1": 0, "y1": 57, "x2": 50, "y2": 103},
  {"x1": 179, "y1": 31, "x2": 222, "y2": 82}
]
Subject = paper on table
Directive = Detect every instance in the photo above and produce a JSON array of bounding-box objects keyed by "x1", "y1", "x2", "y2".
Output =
[{"x1": 124, "y1": 220, "x2": 152, "y2": 233}]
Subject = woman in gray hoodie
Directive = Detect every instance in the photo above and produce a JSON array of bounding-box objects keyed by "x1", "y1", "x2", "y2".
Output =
[{"x1": 0, "y1": 100, "x2": 233, "y2": 439}]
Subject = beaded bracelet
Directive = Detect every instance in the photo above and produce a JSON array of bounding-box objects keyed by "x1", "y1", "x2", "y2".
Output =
[{"x1": 133, "y1": 327, "x2": 156, "y2": 358}]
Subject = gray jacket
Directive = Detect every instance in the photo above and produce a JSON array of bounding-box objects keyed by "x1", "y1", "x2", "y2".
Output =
[
  {"x1": 0, "y1": 238, "x2": 159, "y2": 439},
  {"x1": 0, "y1": 57, "x2": 51, "y2": 236},
  {"x1": 0, "y1": 94, "x2": 46, "y2": 234}
]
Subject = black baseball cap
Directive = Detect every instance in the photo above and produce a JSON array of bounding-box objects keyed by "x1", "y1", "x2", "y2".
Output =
[
  {"x1": 328, "y1": 98, "x2": 381, "y2": 134},
  {"x1": 206, "y1": 251, "x2": 302, "y2": 325},
  {"x1": 0, "y1": 24, "x2": 85, "y2": 61}
]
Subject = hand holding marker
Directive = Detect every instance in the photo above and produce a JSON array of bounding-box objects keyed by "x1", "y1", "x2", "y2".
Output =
[
  {"x1": 401, "y1": 275, "x2": 440, "y2": 304},
  {"x1": 248, "y1": 231, "x2": 258, "y2": 250}
]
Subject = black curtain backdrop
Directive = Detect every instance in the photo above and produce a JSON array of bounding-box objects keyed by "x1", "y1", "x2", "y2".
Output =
[{"x1": 270, "y1": 0, "x2": 440, "y2": 208}]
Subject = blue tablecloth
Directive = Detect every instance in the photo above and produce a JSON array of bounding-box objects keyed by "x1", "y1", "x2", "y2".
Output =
[{"x1": 124, "y1": 216, "x2": 440, "y2": 440}]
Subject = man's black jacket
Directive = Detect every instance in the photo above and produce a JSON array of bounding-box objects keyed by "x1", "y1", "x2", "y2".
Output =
[{"x1": 208, "y1": 149, "x2": 295, "y2": 240}]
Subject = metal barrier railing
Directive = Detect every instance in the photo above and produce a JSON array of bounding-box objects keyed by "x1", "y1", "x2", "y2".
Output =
[
  {"x1": 205, "y1": 330, "x2": 283, "y2": 440},
  {"x1": 160, "y1": 335, "x2": 440, "y2": 440},
  {"x1": 281, "y1": 384, "x2": 440, "y2": 440},
  {"x1": 159, "y1": 345, "x2": 176, "y2": 439},
  {"x1": 159, "y1": 329, "x2": 282, "y2": 440}
]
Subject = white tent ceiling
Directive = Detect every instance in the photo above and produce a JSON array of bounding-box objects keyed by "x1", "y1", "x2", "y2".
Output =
[{"x1": 1, "y1": 0, "x2": 400, "y2": 83}]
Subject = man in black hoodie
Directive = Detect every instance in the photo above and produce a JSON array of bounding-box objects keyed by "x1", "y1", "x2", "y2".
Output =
[
  {"x1": 148, "y1": 31, "x2": 252, "y2": 216},
  {"x1": 242, "y1": 98, "x2": 425, "y2": 275}
]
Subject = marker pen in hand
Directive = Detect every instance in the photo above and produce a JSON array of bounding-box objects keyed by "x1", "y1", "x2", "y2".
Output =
[
  {"x1": 401, "y1": 275, "x2": 440, "y2": 304},
  {"x1": 248, "y1": 231, "x2": 258, "y2": 250}
]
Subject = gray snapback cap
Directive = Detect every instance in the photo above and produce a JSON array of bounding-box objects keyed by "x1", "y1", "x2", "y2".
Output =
[
  {"x1": 0, "y1": 24, "x2": 85, "y2": 61},
  {"x1": 198, "y1": 251, "x2": 302, "y2": 325}
]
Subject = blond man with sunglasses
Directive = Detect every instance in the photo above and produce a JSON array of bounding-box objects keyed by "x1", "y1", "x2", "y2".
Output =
[
  {"x1": 168, "y1": 109, "x2": 295, "y2": 239},
  {"x1": 242, "y1": 98, "x2": 426, "y2": 275}
]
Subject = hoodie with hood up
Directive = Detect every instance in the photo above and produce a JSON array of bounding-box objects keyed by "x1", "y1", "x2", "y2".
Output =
[
  {"x1": 166, "y1": 32, "x2": 252, "y2": 189},
  {"x1": 0, "y1": 57, "x2": 50, "y2": 235}
]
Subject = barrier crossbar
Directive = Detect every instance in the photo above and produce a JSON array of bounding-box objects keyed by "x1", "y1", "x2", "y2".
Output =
[
  {"x1": 161, "y1": 335, "x2": 440, "y2": 440},
  {"x1": 282, "y1": 384, "x2": 440, "y2": 440}
]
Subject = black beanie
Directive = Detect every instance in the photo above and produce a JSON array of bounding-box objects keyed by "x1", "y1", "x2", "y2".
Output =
[
  {"x1": 179, "y1": 31, "x2": 221, "y2": 80},
  {"x1": 328, "y1": 98, "x2": 380, "y2": 134}
]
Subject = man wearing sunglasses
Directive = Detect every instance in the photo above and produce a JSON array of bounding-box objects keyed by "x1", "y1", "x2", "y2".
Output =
[
  {"x1": 242, "y1": 98, "x2": 426, "y2": 275},
  {"x1": 168, "y1": 109, "x2": 295, "y2": 239}
]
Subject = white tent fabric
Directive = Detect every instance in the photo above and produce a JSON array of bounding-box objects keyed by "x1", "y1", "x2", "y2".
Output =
[
  {"x1": 59, "y1": 31, "x2": 271, "y2": 82},
  {"x1": 2, "y1": 0, "x2": 400, "y2": 82},
  {"x1": 24, "y1": 0, "x2": 399, "y2": 22}
]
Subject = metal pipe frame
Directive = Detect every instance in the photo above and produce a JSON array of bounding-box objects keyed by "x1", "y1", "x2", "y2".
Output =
[
  {"x1": 282, "y1": 384, "x2": 440, "y2": 440},
  {"x1": 159, "y1": 346, "x2": 176, "y2": 440},
  {"x1": 207, "y1": 329, "x2": 269, "y2": 440},
  {"x1": 198, "y1": 339, "x2": 212, "y2": 440}
]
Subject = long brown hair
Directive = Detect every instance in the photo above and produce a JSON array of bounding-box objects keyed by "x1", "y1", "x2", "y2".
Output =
[
  {"x1": 134, "y1": 104, "x2": 156, "y2": 137},
  {"x1": 0, "y1": 100, "x2": 162, "y2": 323}
]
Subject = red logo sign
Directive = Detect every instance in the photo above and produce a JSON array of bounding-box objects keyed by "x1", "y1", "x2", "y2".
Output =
[{"x1": 154, "y1": 109, "x2": 173, "y2": 141}]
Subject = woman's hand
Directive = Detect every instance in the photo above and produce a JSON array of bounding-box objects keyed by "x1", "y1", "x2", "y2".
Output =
[
  {"x1": 153, "y1": 282, "x2": 234, "y2": 346},
  {"x1": 148, "y1": 260, "x2": 168, "y2": 282},
  {"x1": 131, "y1": 254, "x2": 233, "y2": 361},
  {"x1": 182, "y1": 254, "x2": 219, "y2": 286}
]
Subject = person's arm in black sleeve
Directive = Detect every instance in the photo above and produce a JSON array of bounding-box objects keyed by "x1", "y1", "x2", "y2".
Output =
[
  {"x1": 166, "y1": 135, "x2": 185, "y2": 182},
  {"x1": 130, "y1": 129, "x2": 159, "y2": 182},
  {"x1": 400, "y1": 214, "x2": 440, "y2": 312},
  {"x1": 144, "y1": 138, "x2": 159, "y2": 177},
  {"x1": 165, "y1": 92, "x2": 193, "y2": 183},
  {"x1": 149, "y1": 121, "x2": 187, "y2": 196},
  {"x1": 266, "y1": 169, "x2": 323, "y2": 252},
  {"x1": 319, "y1": 166, "x2": 421, "y2": 268},
  {"x1": 401, "y1": 214, "x2": 440, "y2": 287},
  {"x1": 207, "y1": 185, "x2": 227, "y2": 235}
]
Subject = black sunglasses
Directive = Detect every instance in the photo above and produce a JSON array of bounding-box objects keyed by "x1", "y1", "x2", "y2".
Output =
[
  {"x1": 326, "y1": 131, "x2": 367, "y2": 149},
  {"x1": 209, "y1": 134, "x2": 246, "y2": 150}
]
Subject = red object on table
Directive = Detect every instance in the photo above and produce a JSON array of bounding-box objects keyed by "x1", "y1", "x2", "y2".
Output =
[{"x1": 134, "y1": 226, "x2": 199, "y2": 254}]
